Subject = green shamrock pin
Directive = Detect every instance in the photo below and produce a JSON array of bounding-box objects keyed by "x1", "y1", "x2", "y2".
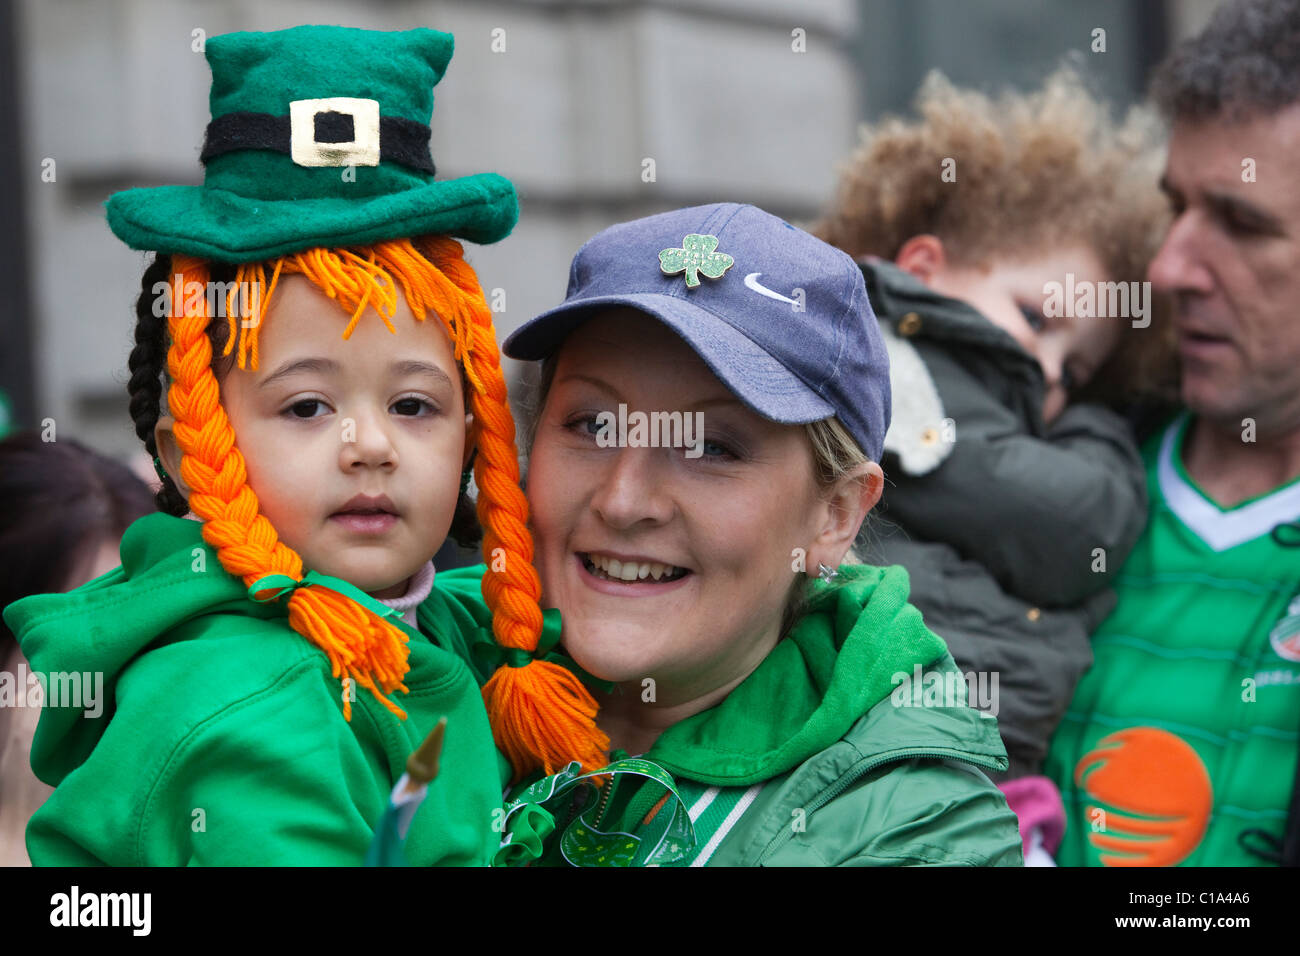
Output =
[{"x1": 659, "y1": 234, "x2": 734, "y2": 288}]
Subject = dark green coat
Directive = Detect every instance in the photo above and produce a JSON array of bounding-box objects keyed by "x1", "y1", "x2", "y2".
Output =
[{"x1": 854, "y1": 260, "x2": 1148, "y2": 779}]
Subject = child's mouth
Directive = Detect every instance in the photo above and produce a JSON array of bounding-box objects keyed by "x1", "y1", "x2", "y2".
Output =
[{"x1": 330, "y1": 510, "x2": 398, "y2": 534}]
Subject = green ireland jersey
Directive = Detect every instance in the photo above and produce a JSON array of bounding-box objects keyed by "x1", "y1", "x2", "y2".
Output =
[{"x1": 1047, "y1": 413, "x2": 1300, "y2": 866}]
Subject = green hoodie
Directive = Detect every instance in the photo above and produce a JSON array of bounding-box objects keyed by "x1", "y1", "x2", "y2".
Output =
[
  {"x1": 486, "y1": 563, "x2": 1024, "y2": 866},
  {"x1": 3, "y1": 512, "x2": 505, "y2": 866}
]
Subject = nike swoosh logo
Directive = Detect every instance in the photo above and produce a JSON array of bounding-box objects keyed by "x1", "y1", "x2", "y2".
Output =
[{"x1": 744, "y1": 272, "x2": 800, "y2": 306}]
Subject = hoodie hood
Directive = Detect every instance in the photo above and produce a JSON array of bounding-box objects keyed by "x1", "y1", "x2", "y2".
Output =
[
  {"x1": 2, "y1": 512, "x2": 279, "y2": 783},
  {"x1": 646, "y1": 562, "x2": 1008, "y2": 786}
]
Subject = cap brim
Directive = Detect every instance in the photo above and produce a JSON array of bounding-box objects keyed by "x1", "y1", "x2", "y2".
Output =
[
  {"x1": 106, "y1": 172, "x2": 518, "y2": 259},
  {"x1": 503, "y1": 293, "x2": 835, "y2": 426}
]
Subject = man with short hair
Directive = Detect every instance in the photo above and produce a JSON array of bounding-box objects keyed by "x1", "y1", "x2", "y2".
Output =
[{"x1": 1046, "y1": 0, "x2": 1300, "y2": 866}]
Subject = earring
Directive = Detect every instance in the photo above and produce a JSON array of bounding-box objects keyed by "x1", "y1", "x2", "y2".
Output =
[
  {"x1": 817, "y1": 563, "x2": 838, "y2": 582},
  {"x1": 153, "y1": 456, "x2": 169, "y2": 481}
]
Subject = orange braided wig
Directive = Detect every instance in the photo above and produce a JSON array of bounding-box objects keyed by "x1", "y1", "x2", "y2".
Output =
[{"x1": 164, "y1": 235, "x2": 608, "y2": 780}]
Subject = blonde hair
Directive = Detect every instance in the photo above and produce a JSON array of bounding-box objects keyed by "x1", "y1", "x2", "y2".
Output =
[{"x1": 805, "y1": 415, "x2": 868, "y2": 565}]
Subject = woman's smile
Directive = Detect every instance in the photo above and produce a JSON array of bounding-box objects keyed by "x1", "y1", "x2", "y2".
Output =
[{"x1": 575, "y1": 550, "x2": 693, "y2": 595}]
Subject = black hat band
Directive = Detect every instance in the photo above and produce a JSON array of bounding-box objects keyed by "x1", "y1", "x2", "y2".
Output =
[{"x1": 201, "y1": 109, "x2": 436, "y2": 174}]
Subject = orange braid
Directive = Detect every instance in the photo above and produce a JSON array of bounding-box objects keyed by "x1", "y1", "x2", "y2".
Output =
[
  {"x1": 166, "y1": 238, "x2": 608, "y2": 778},
  {"x1": 413, "y1": 237, "x2": 610, "y2": 780}
]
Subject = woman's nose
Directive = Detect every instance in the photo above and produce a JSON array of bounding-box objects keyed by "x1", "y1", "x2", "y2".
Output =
[{"x1": 588, "y1": 445, "x2": 675, "y2": 530}]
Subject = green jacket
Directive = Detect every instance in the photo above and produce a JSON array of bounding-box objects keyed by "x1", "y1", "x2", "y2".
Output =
[
  {"x1": 3, "y1": 512, "x2": 506, "y2": 866},
  {"x1": 490, "y1": 563, "x2": 1024, "y2": 866},
  {"x1": 854, "y1": 259, "x2": 1148, "y2": 779}
]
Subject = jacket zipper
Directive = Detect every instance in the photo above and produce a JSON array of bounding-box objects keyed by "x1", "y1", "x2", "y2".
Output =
[
  {"x1": 753, "y1": 747, "x2": 1004, "y2": 865},
  {"x1": 592, "y1": 775, "x2": 614, "y2": 830}
]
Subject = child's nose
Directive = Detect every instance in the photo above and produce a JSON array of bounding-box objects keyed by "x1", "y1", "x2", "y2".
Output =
[{"x1": 341, "y1": 410, "x2": 397, "y2": 470}]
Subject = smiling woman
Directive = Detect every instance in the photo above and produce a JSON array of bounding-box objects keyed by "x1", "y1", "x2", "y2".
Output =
[{"x1": 474, "y1": 202, "x2": 1025, "y2": 867}]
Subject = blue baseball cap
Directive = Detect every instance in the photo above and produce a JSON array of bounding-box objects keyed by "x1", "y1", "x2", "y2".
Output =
[{"x1": 502, "y1": 202, "x2": 891, "y2": 461}]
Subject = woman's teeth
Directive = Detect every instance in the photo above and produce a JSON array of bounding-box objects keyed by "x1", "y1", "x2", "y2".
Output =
[{"x1": 583, "y1": 552, "x2": 688, "y2": 582}]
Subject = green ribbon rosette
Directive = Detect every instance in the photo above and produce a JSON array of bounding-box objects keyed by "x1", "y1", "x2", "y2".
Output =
[
  {"x1": 493, "y1": 757, "x2": 696, "y2": 867},
  {"x1": 247, "y1": 569, "x2": 407, "y2": 626}
]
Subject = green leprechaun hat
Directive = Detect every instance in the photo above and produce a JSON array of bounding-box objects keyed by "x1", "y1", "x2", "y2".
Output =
[{"x1": 106, "y1": 25, "x2": 517, "y2": 259}]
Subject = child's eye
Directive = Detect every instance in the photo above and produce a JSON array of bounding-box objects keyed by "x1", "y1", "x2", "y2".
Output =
[
  {"x1": 1018, "y1": 304, "x2": 1046, "y2": 331},
  {"x1": 391, "y1": 396, "x2": 437, "y2": 417},
  {"x1": 285, "y1": 398, "x2": 329, "y2": 419}
]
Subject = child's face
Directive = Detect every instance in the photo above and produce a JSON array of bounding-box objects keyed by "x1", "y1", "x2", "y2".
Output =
[
  {"x1": 215, "y1": 275, "x2": 470, "y2": 598},
  {"x1": 915, "y1": 245, "x2": 1121, "y2": 423}
]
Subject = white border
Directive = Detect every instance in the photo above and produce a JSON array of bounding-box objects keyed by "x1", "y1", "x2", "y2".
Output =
[{"x1": 1158, "y1": 413, "x2": 1300, "y2": 552}]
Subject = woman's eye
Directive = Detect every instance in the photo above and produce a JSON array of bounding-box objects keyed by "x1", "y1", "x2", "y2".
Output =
[
  {"x1": 699, "y1": 439, "x2": 738, "y2": 460},
  {"x1": 562, "y1": 414, "x2": 604, "y2": 437},
  {"x1": 1019, "y1": 304, "x2": 1046, "y2": 331}
]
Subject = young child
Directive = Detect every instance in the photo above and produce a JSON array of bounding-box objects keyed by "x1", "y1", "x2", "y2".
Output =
[
  {"x1": 2, "y1": 25, "x2": 604, "y2": 866},
  {"x1": 813, "y1": 70, "x2": 1175, "y2": 864}
]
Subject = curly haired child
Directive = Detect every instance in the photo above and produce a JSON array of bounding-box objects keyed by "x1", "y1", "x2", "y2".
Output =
[{"x1": 813, "y1": 68, "x2": 1176, "y2": 864}]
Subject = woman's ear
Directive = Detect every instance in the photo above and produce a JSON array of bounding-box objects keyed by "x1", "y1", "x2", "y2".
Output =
[
  {"x1": 808, "y1": 461, "x2": 884, "y2": 570},
  {"x1": 153, "y1": 415, "x2": 194, "y2": 502},
  {"x1": 894, "y1": 234, "x2": 949, "y2": 284}
]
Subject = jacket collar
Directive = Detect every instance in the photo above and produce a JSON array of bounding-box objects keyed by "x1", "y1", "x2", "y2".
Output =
[
  {"x1": 860, "y1": 257, "x2": 1041, "y2": 359},
  {"x1": 644, "y1": 564, "x2": 1004, "y2": 786}
]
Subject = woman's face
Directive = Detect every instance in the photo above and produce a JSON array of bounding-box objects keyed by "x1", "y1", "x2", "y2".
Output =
[
  {"x1": 526, "y1": 310, "x2": 874, "y2": 705},
  {"x1": 161, "y1": 274, "x2": 470, "y2": 598}
]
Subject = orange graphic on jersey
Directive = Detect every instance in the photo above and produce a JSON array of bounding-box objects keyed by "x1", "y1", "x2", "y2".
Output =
[
  {"x1": 1075, "y1": 727, "x2": 1212, "y2": 867},
  {"x1": 1274, "y1": 630, "x2": 1300, "y2": 662}
]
